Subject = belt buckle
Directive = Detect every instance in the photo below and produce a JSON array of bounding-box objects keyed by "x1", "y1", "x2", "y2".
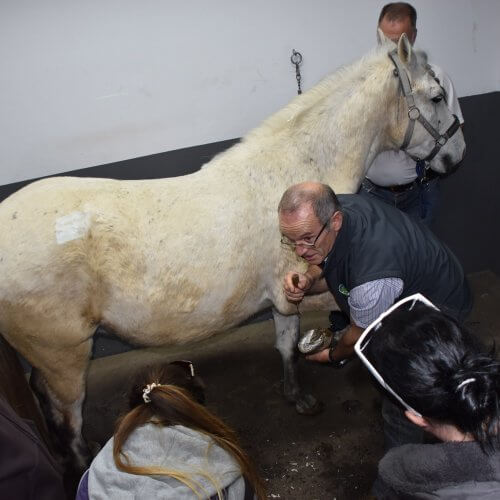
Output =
[{"x1": 388, "y1": 182, "x2": 413, "y2": 193}]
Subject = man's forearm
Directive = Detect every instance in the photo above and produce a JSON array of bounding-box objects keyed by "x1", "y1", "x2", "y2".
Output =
[
  {"x1": 330, "y1": 323, "x2": 363, "y2": 360},
  {"x1": 304, "y1": 265, "x2": 330, "y2": 294}
]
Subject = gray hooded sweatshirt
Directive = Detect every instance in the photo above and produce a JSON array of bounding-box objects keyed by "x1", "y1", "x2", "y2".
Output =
[{"x1": 87, "y1": 424, "x2": 250, "y2": 499}]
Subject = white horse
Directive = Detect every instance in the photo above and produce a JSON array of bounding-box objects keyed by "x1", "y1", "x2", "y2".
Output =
[{"x1": 0, "y1": 36, "x2": 464, "y2": 470}]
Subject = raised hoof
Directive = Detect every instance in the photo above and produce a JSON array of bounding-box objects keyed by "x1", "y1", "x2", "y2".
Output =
[{"x1": 295, "y1": 394, "x2": 324, "y2": 415}]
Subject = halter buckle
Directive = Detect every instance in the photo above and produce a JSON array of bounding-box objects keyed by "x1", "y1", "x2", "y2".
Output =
[
  {"x1": 437, "y1": 136, "x2": 448, "y2": 147},
  {"x1": 408, "y1": 107, "x2": 420, "y2": 120}
]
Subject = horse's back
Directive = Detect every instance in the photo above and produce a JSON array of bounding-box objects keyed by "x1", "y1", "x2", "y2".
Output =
[{"x1": 0, "y1": 174, "x2": 273, "y2": 345}]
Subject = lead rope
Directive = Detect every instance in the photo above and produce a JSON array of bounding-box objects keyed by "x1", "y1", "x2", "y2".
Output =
[
  {"x1": 292, "y1": 274, "x2": 301, "y2": 316},
  {"x1": 290, "y1": 49, "x2": 303, "y2": 95}
]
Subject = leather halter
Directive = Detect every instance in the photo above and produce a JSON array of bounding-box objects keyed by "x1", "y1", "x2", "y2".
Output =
[{"x1": 388, "y1": 49, "x2": 460, "y2": 163}]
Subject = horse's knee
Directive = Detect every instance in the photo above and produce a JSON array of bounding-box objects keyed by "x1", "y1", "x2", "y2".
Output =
[
  {"x1": 272, "y1": 309, "x2": 323, "y2": 415},
  {"x1": 272, "y1": 309, "x2": 300, "y2": 358},
  {"x1": 272, "y1": 309, "x2": 300, "y2": 391}
]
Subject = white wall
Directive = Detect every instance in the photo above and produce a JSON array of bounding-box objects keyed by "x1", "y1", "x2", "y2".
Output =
[{"x1": 1, "y1": 0, "x2": 499, "y2": 185}]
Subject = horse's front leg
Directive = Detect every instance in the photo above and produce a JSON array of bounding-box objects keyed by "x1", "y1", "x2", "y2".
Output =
[{"x1": 272, "y1": 308, "x2": 323, "y2": 415}]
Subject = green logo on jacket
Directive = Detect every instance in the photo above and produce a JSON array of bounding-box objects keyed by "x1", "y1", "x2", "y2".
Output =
[{"x1": 339, "y1": 284, "x2": 350, "y2": 297}]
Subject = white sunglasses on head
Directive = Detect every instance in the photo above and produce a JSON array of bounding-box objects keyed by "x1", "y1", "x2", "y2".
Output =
[{"x1": 354, "y1": 293, "x2": 439, "y2": 417}]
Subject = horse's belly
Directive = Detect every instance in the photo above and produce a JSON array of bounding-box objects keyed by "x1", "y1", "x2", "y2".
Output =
[{"x1": 99, "y1": 273, "x2": 270, "y2": 347}]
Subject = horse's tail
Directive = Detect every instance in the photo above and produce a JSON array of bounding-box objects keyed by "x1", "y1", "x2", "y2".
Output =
[{"x1": 0, "y1": 332, "x2": 52, "y2": 449}]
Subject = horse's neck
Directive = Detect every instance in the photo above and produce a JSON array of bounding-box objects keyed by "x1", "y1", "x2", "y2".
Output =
[
  {"x1": 205, "y1": 52, "x2": 396, "y2": 194},
  {"x1": 292, "y1": 77, "x2": 393, "y2": 193}
]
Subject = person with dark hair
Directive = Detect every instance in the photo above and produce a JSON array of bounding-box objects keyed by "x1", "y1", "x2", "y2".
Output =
[
  {"x1": 278, "y1": 182, "x2": 472, "y2": 448},
  {"x1": 355, "y1": 294, "x2": 500, "y2": 498},
  {"x1": 360, "y1": 2, "x2": 465, "y2": 227},
  {"x1": 76, "y1": 361, "x2": 265, "y2": 499}
]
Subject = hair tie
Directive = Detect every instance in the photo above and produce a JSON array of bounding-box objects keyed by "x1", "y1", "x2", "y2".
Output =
[
  {"x1": 143, "y1": 382, "x2": 162, "y2": 403},
  {"x1": 456, "y1": 378, "x2": 476, "y2": 391}
]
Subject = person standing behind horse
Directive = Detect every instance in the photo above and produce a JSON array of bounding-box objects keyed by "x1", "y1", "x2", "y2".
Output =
[
  {"x1": 360, "y1": 2, "x2": 464, "y2": 227},
  {"x1": 278, "y1": 182, "x2": 472, "y2": 449}
]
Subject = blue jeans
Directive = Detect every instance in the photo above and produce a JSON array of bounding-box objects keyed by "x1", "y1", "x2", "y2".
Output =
[
  {"x1": 420, "y1": 177, "x2": 440, "y2": 227},
  {"x1": 360, "y1": 177, "x2": 440, "y2": 227}
]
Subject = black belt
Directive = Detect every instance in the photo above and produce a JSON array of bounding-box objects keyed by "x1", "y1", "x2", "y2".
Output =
[
  {"x1": 368, "y1": 179, "x2": 417, "y2": 193},
  {"x1": 420, "y1": 168, "x2": 441, "y2": 183},
  {"x1": 368, "y1": 169, "x2": 441, "y2": 193}
]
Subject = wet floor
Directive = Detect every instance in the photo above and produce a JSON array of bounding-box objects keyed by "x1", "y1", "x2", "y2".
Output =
[{"x1": 83, "y1": 271, "x2": 500, "y2": 499}]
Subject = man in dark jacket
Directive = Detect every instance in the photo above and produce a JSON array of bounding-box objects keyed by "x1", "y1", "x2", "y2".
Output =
[{"x1": 278, "y1": 182, "x2": 472, "y2": 447}]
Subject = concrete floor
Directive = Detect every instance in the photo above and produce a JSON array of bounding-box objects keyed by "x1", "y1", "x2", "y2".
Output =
[{"x1": 83, "y1": 271, "x2": 500, "y2": 499}]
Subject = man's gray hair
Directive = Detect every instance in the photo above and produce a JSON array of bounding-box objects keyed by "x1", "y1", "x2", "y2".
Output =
[{"x1": 278, "y1": 183, "x2": 341, "y2": 224}]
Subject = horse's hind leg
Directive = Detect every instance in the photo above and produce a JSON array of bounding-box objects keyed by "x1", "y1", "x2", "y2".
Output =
[
  {"x1": 28, "y1": 337, "x2": 94, "y2": 475},
  {"x1": 272, "y1": 309, "x2": 323, "y2": 415}
]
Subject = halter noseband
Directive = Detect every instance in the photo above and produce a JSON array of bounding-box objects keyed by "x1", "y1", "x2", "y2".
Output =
[{"x1": 388, "y1": 49, "x2": 460, "y2": 163}]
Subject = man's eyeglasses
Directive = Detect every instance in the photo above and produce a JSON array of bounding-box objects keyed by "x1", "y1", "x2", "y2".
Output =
[
  {"x1": 280, "y1": 219, "x2": 329, "y2": 249},
  {"x1": 354, "y1": 293, "x2": 439, "y2": 417}
]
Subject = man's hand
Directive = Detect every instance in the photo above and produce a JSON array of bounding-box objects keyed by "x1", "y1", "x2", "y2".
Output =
[
  {"x1": 305, "y1": 348, "x2": 330, "y2": 363},
  {"x1": 283, "y1": 271, "x2": 313, "y2": 303}
]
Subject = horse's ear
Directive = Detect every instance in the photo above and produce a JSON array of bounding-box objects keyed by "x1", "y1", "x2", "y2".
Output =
[{"x1": 397, "y1": 33, "x2": 412, "y2": 65}]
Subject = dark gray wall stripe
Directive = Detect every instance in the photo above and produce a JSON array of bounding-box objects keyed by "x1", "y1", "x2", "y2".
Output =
[
  {"x1": 434, "y1": 91, "x2": 500, "y2": 276},
  {"x1": 0, "y1": 138, "x2": 240, "y2": 201}
]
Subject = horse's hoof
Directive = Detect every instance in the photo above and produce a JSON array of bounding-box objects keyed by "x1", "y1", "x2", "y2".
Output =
[{"x1": 295, "y1": 393, "x2": 324, "y2": 415}]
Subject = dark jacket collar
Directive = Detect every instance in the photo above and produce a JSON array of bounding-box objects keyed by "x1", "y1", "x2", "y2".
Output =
[{"x1": 323, "y1": 209, "x2": 351, "y2": 268}]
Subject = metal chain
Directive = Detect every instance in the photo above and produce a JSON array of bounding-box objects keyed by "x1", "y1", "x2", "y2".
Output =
[{"x1": 290, "y1": 49, "x2": 303, "y2": 95}]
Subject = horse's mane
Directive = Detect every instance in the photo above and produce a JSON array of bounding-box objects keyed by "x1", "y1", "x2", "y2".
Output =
[{"x1": 244, "y1": 43, "x2": 395, "y2": 142}]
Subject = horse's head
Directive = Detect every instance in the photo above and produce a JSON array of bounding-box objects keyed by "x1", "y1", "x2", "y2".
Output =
[{"x1": 385, "y1": 34, "x2": 465, "y2": 174}]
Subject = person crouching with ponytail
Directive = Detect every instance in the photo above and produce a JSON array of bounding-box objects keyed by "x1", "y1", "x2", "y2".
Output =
[
  {"x1": 76, "y1": 361, "x2": 265, "y2": 500},
  {"x1": 355, "y1": 293, "x2": 500, "y2": 499}
]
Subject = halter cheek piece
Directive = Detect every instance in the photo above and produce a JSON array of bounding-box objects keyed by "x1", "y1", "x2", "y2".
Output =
[{"x1": 388, "y1": 49, "x2": 460, "y2": 163}]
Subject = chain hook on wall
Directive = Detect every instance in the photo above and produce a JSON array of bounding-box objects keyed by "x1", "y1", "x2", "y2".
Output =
[{"x1": 290, "y1": 49, "x2": 303, "y2": 95}]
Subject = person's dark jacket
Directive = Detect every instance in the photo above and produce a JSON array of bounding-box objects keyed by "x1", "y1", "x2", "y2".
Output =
[
  {"x1": 0, "y1": 395, "x2": 65, "y2": 500},
  {"x1": 322, "y1": 195, "x2": 472, "y2": 322}
]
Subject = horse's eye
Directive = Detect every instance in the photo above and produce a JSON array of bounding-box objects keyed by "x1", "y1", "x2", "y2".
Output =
[{"x1": 432, "y1": 95, "x2": 444, "y2": 103}]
